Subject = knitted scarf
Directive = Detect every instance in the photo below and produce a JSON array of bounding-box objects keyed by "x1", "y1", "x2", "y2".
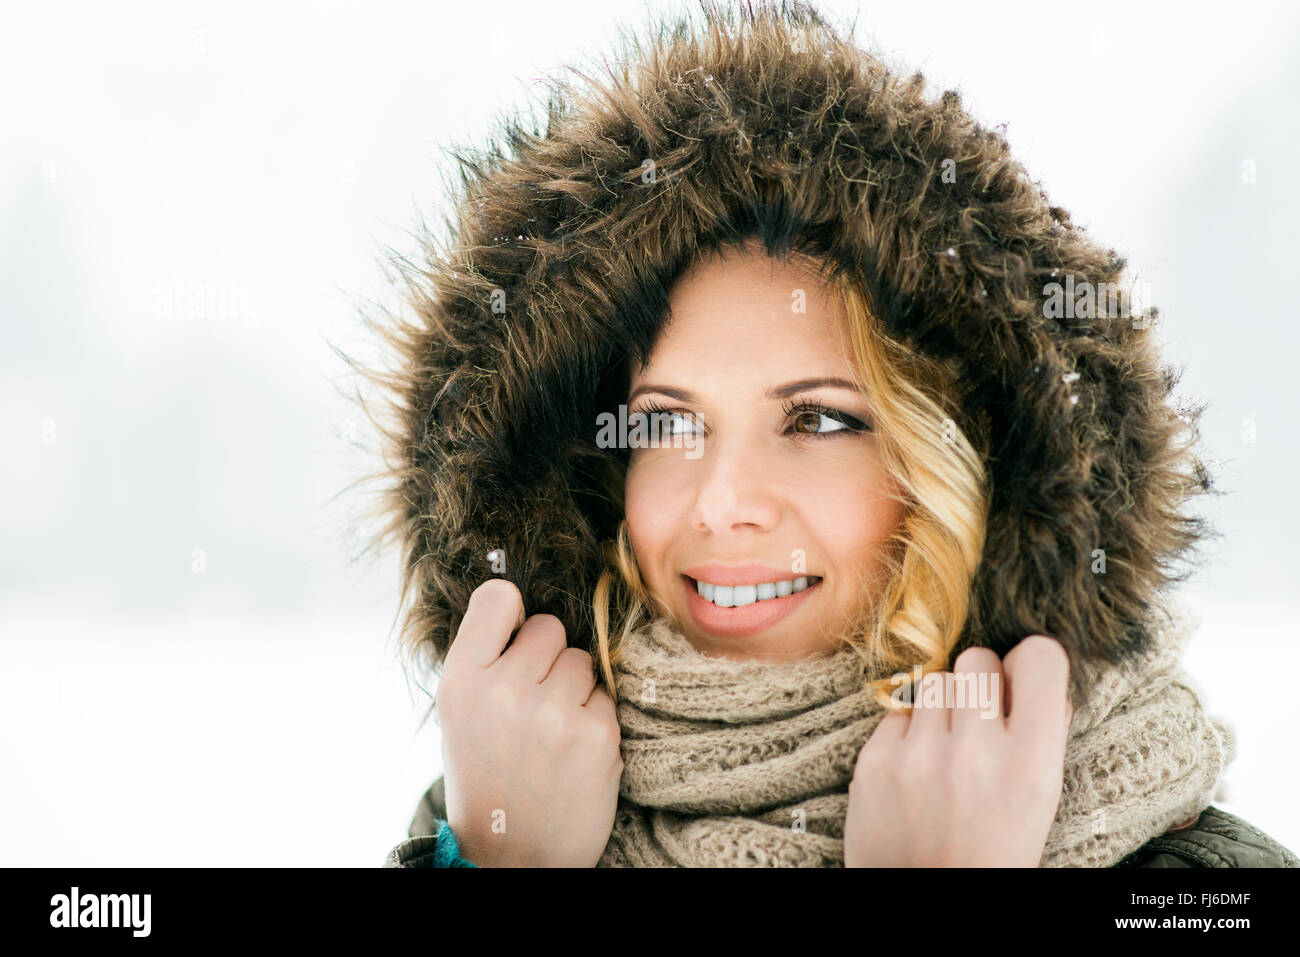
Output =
[{"x1": 597, "y1": 595, "x2": 1235, "y2": 867}]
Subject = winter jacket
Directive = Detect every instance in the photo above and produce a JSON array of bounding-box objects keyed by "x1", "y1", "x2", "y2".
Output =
[{"x1": 366, "y1": 0, "x2": 1298, "y2": 868}]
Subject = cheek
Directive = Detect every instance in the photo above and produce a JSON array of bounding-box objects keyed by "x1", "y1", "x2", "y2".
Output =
[
  {"x1": 814, "y1": 461, "x2": 905, "y2": 567},
  {"x1": 623, "y1": 460, "x2": 677, "y2": 581}
]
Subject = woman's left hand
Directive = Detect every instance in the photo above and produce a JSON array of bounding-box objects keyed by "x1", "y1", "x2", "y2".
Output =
[{"x1": 843, "y1": 635, "x2": 1073, "y2": 867}]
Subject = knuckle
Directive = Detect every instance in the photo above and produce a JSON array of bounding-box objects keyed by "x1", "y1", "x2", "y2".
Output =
[
  {"x1": 585, "y1": 714, "x2": 619, "y2": 750},
  {"x1": 1013, "y1": 635, "x2": 1071, "y2": 686},
  {"x1": 1016, "y1": 633, "x2": 1064, "y2": 661},
  {"x1": 1041, "y1": 637, "x2": 1069, "y2": 665},
  {"x1": 529, "y1": 612, "x2": 567, "y2": 636},
  {"x1": 480, "y1": 576, "x2": 520, "y2": 600},
  {"x1": 471, "y1": 577, "x2": 522, "y2": 615},
  {"x1": 533, "y1": 697, "x2": 570, "y2": 740},
  {"x1": 484, "y1": 679, "x2": 519, "y2": 721},
  {"x1": 953, "y1": 645, "x2": 997, "y2": 672},
  {"x1": 558, "y1": 645, "x2": 594, "y2": 670}
]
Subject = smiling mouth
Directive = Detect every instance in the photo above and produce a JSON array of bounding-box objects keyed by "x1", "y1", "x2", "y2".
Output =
[
  {"x1": 682, "y1": 574, "x2": 823, "y2": 608},
  {"x1": 679, "y1": 573, "x2": 822, "y2": 638}
]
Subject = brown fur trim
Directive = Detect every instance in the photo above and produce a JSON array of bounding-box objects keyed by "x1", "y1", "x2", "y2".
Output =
[{"x1": 343, "y1": 0, "x2": 1218, "y2": 711}]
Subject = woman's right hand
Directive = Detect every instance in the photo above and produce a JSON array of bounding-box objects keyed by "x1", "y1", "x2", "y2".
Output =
[{"x1": 437, "y1": 578, "x2": 624, "y2": 867}]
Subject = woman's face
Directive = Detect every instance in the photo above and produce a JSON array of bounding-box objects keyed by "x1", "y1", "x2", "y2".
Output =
[{"x1": 624, "y1": 246, "x2": 906, "y2": 662}]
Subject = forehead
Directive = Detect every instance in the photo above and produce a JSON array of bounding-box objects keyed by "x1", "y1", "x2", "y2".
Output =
[
  {"x1": 631, "y1": 247, "x2": 846, "y2": 381},
  {"x1": 672, "y1": 243, "x2": 829, "y2": 302}
]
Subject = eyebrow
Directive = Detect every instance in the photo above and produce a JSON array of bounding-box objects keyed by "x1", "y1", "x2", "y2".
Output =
[{"x1": 627, "y1": 376, "x2": 865, "y2": 405}]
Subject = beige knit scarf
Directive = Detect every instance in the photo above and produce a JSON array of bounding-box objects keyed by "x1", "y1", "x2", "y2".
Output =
[{"x1": 597, "y1": 595, "x2": 1235, "y2": 867}]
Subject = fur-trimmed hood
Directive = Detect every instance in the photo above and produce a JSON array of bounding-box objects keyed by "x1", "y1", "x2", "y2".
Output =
[{"x1": 356, "y1": 0, "x2": 1214, "y2": 706}]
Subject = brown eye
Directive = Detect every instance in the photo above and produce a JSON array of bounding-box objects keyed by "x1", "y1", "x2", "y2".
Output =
[
  {"x1": 792, "y1": 411, "x2": 823, "y2": 434},
  {"x1": 782, "y1": 398, "x2": 870, "y2": 437}
]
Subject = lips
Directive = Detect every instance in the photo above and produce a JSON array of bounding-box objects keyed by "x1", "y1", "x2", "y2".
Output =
[
  {"x1": 680, "y1": 572, "x2": 822, "y2": 638},
  {"x1": 683, "y1": 563, "x2": 817, "y2": 587}
]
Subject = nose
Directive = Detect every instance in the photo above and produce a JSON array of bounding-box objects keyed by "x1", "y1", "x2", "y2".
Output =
[{"x1": 690, "y1": 433, "x2": 782, "y2": 534}]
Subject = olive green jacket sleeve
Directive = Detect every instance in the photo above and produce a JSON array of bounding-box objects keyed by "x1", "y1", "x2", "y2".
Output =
[
  {"x1": 382, "y1": 776, "x2": 474, "y2": 868},
  {"x1": 1112, "y1": 805, "x2": 1299, "y2": 868},
  {"x1": 384, "y1": 775, "x2": 1299, "y2": 868},
  {"x1": 407, "y1": 775, "x2": 447, "y2": 841}
]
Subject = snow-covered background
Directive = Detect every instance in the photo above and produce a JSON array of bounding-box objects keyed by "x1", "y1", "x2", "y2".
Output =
[{"x1": 2, "y1": 0, "x2": 1297, "y2": 865}]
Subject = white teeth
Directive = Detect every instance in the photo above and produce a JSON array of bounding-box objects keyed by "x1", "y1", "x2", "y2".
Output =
[{"x1": 694, "y1": 576, "x2": 819, "y2": 607}]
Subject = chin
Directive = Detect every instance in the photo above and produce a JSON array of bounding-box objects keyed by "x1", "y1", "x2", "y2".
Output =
[{"x1": 696, "y1": 626, "x2": 805, "y2": 663}]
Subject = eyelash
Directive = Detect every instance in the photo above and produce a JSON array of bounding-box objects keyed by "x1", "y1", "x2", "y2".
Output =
[
  {"x1": 636, "y1": 397, "x2": 871, "y2": 440},
  {"x1": 780, "y1": 397, "x2": 873, "y2": 436}
]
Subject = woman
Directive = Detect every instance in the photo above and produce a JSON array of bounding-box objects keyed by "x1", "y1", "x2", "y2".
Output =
[{"x1": 359, "y1": 0, "x2": 1297, "y2": 867}]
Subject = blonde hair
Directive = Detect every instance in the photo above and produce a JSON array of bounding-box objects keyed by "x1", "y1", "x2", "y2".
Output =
[{"x1": 592, "y1": 245, "x2": 991, "y2": 710}]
